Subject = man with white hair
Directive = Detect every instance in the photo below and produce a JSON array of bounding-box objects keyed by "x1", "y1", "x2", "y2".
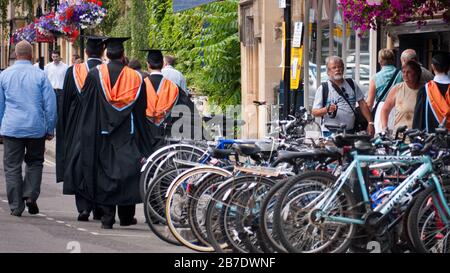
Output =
[
  {"x1": 401, "y1": 49, "x2": 434, "y2": 86},
  {"x1": 0, "y1": 40, "x2": 57, "y2": 217},
  {"x1": 312, "y1": 56, "x2": 374, "y2": 136}
]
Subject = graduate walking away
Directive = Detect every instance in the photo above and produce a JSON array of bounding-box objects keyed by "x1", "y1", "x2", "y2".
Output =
[
  {"x1": 413, "y1": 52, "x2": 450, "y2": 132},
  {"x1": 74, "y1": 37, "x2": 154, "y2": 229},
  {"x1": 142, "y1": 49, "x2": 202, "y2": 147},
  {"x1": 0, "y1": 41, "x2": 57, "y2": 217},
  {"x1": 56, "y1": 36, "x2": 107, "y2": 222}
]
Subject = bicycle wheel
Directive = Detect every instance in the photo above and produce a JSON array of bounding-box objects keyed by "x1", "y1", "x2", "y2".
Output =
[
  {"x1": 139, "y1": 144, "x2": 206, "y2": 200},
  {"x1": 143, "y1": 171, "x2": 183, "y2": 246},
  {"x1": 187, "y1": 173, "x2": 228, "y2": 247},
  {"x1": 145, "y1": 165, "x2": 190, "y2": 224},
  {"x1": 258, "y1": 172, "x2": 340, "y2": 253},
  {"x1": 407, "y1": 183, "x2": 450, "y2": 253},
  {"x1": 165, "y1": 166, "x2": 232, "y2": 252},
  {"x1": 256, "y1": 181, "x2": 288, "y2": 253},
  {"x1": 273, "y1": 171, "x2": 356, "y2": 253},
  {"x1": 204, "y1": 176, "x2": 276, "y2": 253}
]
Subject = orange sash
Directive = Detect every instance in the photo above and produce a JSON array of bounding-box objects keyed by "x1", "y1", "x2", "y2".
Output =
[
  {"x1": 427, "y1": 80, "x2": 450, "y2": 129},
  {"x1": 73, "y1": 63, "x2": 89, "y2": 93},
  {"x1": 98, "y1": 64, "x2": 142, "y2": 110},
  {"x1": 144, "y1": 77, "x2": 179, "y2": 125}
]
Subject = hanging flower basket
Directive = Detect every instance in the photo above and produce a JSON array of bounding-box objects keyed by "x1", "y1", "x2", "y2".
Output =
[
  {"x1": 11, "y1": 0, "x2": 106, "y2": 44},
  {"x1": 11, "y1": 23, "x2": 37, "y2": 44},
  {"x1": 57, "y1": 0, "x2": 106, "y2": 30},
  {"x1": 339, "y1": 0, "x2": 450, "y2": 33}
]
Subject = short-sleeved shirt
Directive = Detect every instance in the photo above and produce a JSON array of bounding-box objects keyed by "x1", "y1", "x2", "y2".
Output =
[
  {"x1": 313, "y1": 79, "x2": 364, "y2": 131},
  {"x1": 373, "y1": 65, "x2": 403, "y2": 102}
]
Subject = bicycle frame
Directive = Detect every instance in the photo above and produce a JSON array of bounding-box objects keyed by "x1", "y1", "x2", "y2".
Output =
[{"x1": 313, "y1": 152, "x2": 450, "y2": 226}]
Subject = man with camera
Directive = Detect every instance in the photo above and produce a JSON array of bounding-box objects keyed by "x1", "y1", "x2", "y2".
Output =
[{"x1": 312, "y1": 56, "x2": 374, "y2": 137}]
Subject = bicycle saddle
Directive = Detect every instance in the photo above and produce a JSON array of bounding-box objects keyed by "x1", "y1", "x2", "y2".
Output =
[
  {"x1": 276, "y1": 149, "x2": 338, "y2": 161},
  {"x1": 354, "y1": 140, "x2": 374, "y2": 154},
  {"x1": 255, "y1": 142, "x2": 279, "y2": 153},
  {"x1": 208, "y1": 147, "x2": 234, "y2": 159},
  {"x1": 232, "y1": 143, "x2": 261, "y2": 156}
]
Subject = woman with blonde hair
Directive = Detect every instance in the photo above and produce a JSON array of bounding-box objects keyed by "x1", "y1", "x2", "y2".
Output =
[{"x1": 366, "y1": 48, "x2": 403, "y2": 133}]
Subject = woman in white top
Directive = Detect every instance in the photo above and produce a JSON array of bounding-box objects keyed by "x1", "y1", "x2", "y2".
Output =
[{"x1": 380, "y1": 60, "x2": 423, "y2": 132}]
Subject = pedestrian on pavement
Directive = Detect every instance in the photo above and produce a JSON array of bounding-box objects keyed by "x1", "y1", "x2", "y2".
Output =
[
  {"x1": 129, "y1": 59, "x2": 150, "y2": 78},
  {"x1": 0, "y1": 40, "x2": 57, "y2": 217},
  {"x1": 71, "y1": 54, "x2": 81, "y2": 65},
  {"x1": 380, "y1": 60, "x2": 422, "y2": 133},
  {"x1": 413, "y1": 52, "x2": 450, "y2": 132},
  {"x1": 400, "y1": 49, "x2": 434, "y2": 86},
  {"x1": 56, "y1": 36, "x2": 107, "y2": 222},
  {"x1": 44, "y1": 50, "x2": 69, "y2": 113},
  {"x1": 312, "y1": 56, "x2": 374, "y2": 137},
  {"x1": 76, "y1": 37, "x2": 155, "y2": 229},
  {"x1": 162, "y1": 55, "x2": 188, "y2": 95},
  {"x1": 366, "y1": 48, "x2": 403, "y2": 134},
  {"x1": 143, "y1": 49, "x2": 202, "y2": 146}
]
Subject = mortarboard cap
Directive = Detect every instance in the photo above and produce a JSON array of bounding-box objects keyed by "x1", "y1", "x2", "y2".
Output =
[
  {"x1": 140, "y1": 49, "x2": 164, "y2": 65},
  {"x1": 104, "y1": 37, "x2": 131, "y2": 52},
  {"x1": 82, "y1": 35, "x2": 107, "y2": 52}
]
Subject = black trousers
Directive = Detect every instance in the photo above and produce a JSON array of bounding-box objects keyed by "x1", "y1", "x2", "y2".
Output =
[
  {"x1": 3, "y1": 137, "x2": 45, "y2": 213},
  {"x1": 54, "y1": 89, "x2": 63, "y2": 113},
  {"x1": 75, "y1": 194, "x2": 104, "y2": 217},
  {"x1": 99, "y1": 205, "x2": 136, "y2": 226}
]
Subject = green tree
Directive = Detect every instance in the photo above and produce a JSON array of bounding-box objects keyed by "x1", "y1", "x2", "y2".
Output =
[{"x1": 145, "y1": 0, "x2": 240, "y2": 107}]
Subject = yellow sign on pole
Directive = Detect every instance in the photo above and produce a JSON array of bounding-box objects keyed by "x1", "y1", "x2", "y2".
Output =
[{"x1": 290, "y1": 46, "x2": 303, "y2": 90}]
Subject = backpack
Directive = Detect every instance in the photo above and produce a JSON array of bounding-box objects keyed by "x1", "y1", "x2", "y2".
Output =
[{"x1": 321, "y1": 79, "x2": 368, "y2": 132}]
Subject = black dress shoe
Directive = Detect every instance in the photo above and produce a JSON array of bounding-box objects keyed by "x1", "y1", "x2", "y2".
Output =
[
  {"x1": 119, "y1": 218, "x2": 137, "y2": 226},
  {"x1": 101, "y1": 224, "x2": 113, "y2": 229},
  {"x1": 26, "y1": 201, "x2": 39, "y2": 215},
  {"x1": 93, "y1": 210, "x2": 103, "y2": 221},
  {"x1": 77, "y1": 211, "x2": 90, "y2": 222},
  {"x1": 10, "y1": 210, "x2": 22, "y2": 217}
]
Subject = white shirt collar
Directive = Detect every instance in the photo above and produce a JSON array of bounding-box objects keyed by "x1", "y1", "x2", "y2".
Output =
[
  {"x1": 433, "y1": 74, "x2": 450, "y2": 84},
  {"x1": 87, "y1": 58, "x2": 103, "y2": 62},
  {"x1": 150, "y1": 71, "x2": 163, "y2": 76}
]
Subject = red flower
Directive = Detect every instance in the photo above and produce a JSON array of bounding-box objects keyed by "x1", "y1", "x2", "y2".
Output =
[
  {"x1": 63, "y1": 26, "x2": 72, "y2": 33},
  {"x1": 59, "y1": 15, "x2": 65, "y2": 21},
  {"x1": 66, "y1": 7, "x2": 74, "y2": 19},
  {"x1": 97, "y1": 1, "x2": 103, "y2": 6}
]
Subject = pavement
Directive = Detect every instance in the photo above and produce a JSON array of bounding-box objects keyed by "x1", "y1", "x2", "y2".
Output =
[{"x1": 0, "y1": 140, "x2": 193, "y2": 253}]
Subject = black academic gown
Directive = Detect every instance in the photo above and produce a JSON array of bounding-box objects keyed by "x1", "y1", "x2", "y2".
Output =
[
  {"x1": 56, "y1": 59, "x2": 102, "y2": 192},
  {"x1": 413, "y1": 82, "x2": 450, "y2": 133},
  {"x1": 70, "y1": 60, "x2": 155, "y2": 206},
  {"x1": 146, "y1": 74, "x2": 202, "y2": 148}
]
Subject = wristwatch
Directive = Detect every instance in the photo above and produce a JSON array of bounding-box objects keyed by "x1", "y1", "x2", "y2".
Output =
[{"x1": 368, "y1": 122, "x2": 375, "y2": 126}]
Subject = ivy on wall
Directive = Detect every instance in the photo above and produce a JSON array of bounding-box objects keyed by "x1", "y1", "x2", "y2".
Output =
[
  {"x1": 145, "y1": 0, "x2": 240, "y2": 107},
  {"x1": 81, "y1": 0, "x2": 241, "y2": 107}
]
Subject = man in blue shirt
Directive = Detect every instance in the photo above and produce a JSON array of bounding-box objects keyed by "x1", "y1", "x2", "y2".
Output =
[{"x1": 0, "y1": 40, "x2": 57, "y2": 217}]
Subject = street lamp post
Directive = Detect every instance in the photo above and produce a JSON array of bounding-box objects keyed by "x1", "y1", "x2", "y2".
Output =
[{"x1": 36, "y1": 4, "x2": 44, "y2": 69}]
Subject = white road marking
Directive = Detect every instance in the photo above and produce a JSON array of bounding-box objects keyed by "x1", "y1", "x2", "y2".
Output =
[
  {"x1": 77, "y1": 228, "x2": 87, "y2": 232},
  {"x1": 65, "y1": 224, "x2": 72, "y2": 227},
  {"x1": 46, "y1": 217, "x2": 54, "y2": 221},
  {"x1": 56, "y1": 221, "x2": 65, "y2": 224},
  {"x1": 91, "y1": 232, "x2": 99, "y2": 235},
  {"x1": 93, "y1": 233, "x2": 151, "y2": 238},
  {"x1": 37, "y1": 213, "x2": 47, "y2": 217},
  {"x1": 1, "y1": 200, "x2": 8, "y2": 203}
]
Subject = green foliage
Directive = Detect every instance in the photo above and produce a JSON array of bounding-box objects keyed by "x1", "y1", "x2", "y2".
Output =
[
  {"x1": 99, "y1": 0, "x2": 241, "y2": 107},
  {"x1": 146, "y1": 0, "x2": 241, "y2": 107},
  {"x1": 0, "y1": 0, "x2": 8, "y2": 26},
  {"x1": 99, "y1": 0, "x2": 149, "y2": 66}
]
